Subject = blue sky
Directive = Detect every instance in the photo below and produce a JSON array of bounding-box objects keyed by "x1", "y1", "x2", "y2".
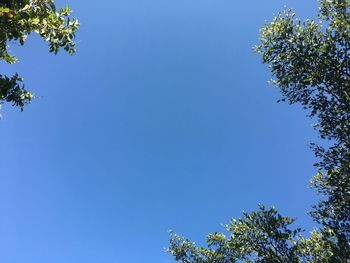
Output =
[{"x1": 0, "y1": 0, "x2": 322, "y2": 262}]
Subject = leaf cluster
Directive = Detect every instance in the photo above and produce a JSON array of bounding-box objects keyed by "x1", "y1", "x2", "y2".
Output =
[
  {"x1": 0, "y1": 0, "x2": 79, "y2": 111},
  {"x1": 168, "y1": 206, "x2": 332, "y2": 262}
]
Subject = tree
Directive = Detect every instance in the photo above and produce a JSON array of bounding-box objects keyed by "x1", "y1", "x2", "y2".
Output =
[
  {"x1": 168, "y1": 206, "x2": 333, "y2": 262},
  {"x1": 168, "y1": 0, "x2": 350, "y2": 261},
  {"x1": 0, "y1": 0, "x2": 79, "y2": 111}
]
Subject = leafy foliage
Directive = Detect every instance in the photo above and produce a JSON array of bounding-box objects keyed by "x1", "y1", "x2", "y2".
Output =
[
  {"x1": 168, "y1": 206, "x2": 332, "y2": 262},
  {"x1": 0, "y1": 0, "x2": 79, "y2": 111},
  {"x1": 0, "y1": 73, "x2": 31, "y2": 109},
  {"x1": 168, "y1": 0, "x2": 350, "y2": 261}
]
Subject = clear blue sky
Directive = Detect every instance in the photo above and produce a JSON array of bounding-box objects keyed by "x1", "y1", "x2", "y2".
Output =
[{"x1": 1, "y1": 0, "x2": 321, "y2": 262}]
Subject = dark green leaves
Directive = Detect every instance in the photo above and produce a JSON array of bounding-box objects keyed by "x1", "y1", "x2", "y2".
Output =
[{"x1": 0, "y1": 73, "x2": 32, "y2": 111}]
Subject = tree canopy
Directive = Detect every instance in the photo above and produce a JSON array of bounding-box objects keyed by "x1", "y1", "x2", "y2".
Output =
[
  {"x1": 0, "y1": 0, "x2": 78, "y2": 111},
  {"x1": 168, "y1": 206, "x2": 333, "y2": 262},
  {"x1": 168, "y1": 0, "x2": 350, "y2": 261}
]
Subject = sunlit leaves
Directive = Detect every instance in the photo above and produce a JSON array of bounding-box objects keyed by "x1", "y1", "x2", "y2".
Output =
[
  {"x1": 167, "y1": 206, "x2": 328, "y2": 262},
  {"x1": 0, "y1": 0, "x2": 79, "y2": 111},
  {"x1": 169, "y1": 0, "x2": 350, "y2": 261},
  {"x1": 255, "y1": 0, "x2": 350, "y2": 259}
]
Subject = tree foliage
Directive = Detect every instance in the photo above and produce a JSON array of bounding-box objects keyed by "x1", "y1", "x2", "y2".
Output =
[
  {"x1": 168, "y1": 0, "x2": 350, "y2": 261},
  {"x1": 168, "y1": 206, "x2": 333, "y2": 262},
  {"x1": 0, "y1": 0, "x2": 78, "y2": 111}
]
